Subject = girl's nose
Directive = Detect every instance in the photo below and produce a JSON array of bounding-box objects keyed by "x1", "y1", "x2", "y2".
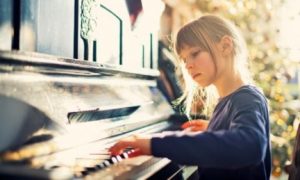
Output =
[{"x1": 185, "y1": 59, "x2": 193, "y2": 70}]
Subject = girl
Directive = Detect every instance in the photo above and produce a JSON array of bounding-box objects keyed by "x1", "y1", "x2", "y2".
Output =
[{"x1": 109, "y1": 15, "x2": 271, "y2": 180}]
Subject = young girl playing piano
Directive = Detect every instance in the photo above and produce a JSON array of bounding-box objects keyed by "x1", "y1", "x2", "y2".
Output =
[{"x1": 109, "y1": 15, "x2": 271, "y2": 180}]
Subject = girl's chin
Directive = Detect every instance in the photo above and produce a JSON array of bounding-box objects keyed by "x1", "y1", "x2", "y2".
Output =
[{"x1": 195, "y1": 81, "x2": 211, "y2": 88}]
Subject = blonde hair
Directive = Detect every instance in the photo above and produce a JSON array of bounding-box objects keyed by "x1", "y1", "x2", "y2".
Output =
[{"x1": 174, "y1": 15, "x2": 253, "y2": 118}]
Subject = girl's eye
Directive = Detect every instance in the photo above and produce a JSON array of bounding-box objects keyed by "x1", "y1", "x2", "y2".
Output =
[
  {"x1": 191, "y1": 50, "x2": 200, "y2": 58},
  {"x1": 181, "y1": 49, "x2": 201, "y2": 64}
]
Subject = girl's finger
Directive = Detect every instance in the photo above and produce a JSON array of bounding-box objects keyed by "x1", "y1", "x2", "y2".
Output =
[
  {"x1": 181, "y1": 120, "x2": 204, "y2": 129},
  {"x1": 191, "y1": 126, "x2": 205, "y2": 132}
]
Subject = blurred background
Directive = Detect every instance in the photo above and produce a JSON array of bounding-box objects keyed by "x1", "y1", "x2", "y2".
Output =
[{"x1": 1, "y1": 0, "x2": 300, "y2": 179}]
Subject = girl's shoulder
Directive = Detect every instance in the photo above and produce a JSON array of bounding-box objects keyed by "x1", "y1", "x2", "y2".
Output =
[
  {"x1": 224, "y1": 85, "x2": 267, "y2": 106},
  {"x1": 231, "y1": 85, "x2": 267, "y2": 105}
]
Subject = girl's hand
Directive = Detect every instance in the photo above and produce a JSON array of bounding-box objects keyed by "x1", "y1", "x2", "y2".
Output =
[
  {"x1": 108, "y1": 135, "x2": 151, "y2": 156},
  {"x1": 181, "y1": 119, "x2": 209, "y2": 132}
]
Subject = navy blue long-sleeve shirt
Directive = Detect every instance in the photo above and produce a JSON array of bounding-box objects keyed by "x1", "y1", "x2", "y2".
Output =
[{"x1": 151, "y1": 85, "x2": 271, "y2": 180}]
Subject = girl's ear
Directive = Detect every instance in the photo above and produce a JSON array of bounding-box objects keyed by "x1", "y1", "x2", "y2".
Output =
[{"x1": 220, "y1": 35, "x2": 233, "y2": 56}]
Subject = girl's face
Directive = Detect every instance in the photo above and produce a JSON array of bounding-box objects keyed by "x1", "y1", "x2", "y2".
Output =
[{"x1": 180, "y1": 46, "x2": 217, "y2": 87}]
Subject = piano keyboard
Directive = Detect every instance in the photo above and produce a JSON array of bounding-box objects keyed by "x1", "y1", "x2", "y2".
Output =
[{"x1": 0, "y1": 121, "x2": 172, "y2": 179}]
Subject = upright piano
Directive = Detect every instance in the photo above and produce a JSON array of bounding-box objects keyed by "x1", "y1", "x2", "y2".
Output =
[{"x1": 0, "y1": 0, "x2": 197, "y2": 179}]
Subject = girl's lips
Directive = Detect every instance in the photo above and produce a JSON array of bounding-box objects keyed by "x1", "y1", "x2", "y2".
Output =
[{"x1": 192, "y1": 73, "x2": 202, "y2": 79}]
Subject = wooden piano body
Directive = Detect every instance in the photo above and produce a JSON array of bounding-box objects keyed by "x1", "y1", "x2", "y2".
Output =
[{"x1": 0, "y1": 0, "x2": 197, "y2": 179}]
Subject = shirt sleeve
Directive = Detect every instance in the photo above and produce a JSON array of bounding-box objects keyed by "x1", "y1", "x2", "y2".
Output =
[{"x1": 151, "y1": 102, "x2": 268, "y2": 169}]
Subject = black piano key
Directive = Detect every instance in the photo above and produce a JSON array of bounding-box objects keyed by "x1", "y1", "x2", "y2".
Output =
[
  {"x1": 85, "y1": 166, "x2": 100, "y2": 172},
  {"x1": 81, "y1": 165, "x2": 102, "y2": 176},
  {"x1": 81, "y1": 170, "x2": 89, "y2": 176},
  {"x1": 95, "y1": 163, "x2": 106, "y2": 169},
  {"x1": 119, "y1": 152, "x2": 129, "y2": 159}
]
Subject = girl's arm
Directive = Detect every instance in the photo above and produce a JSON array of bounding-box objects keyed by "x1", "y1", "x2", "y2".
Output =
[{"x1": 152, "y1": 103, "x2": 268, "y2": 169}]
